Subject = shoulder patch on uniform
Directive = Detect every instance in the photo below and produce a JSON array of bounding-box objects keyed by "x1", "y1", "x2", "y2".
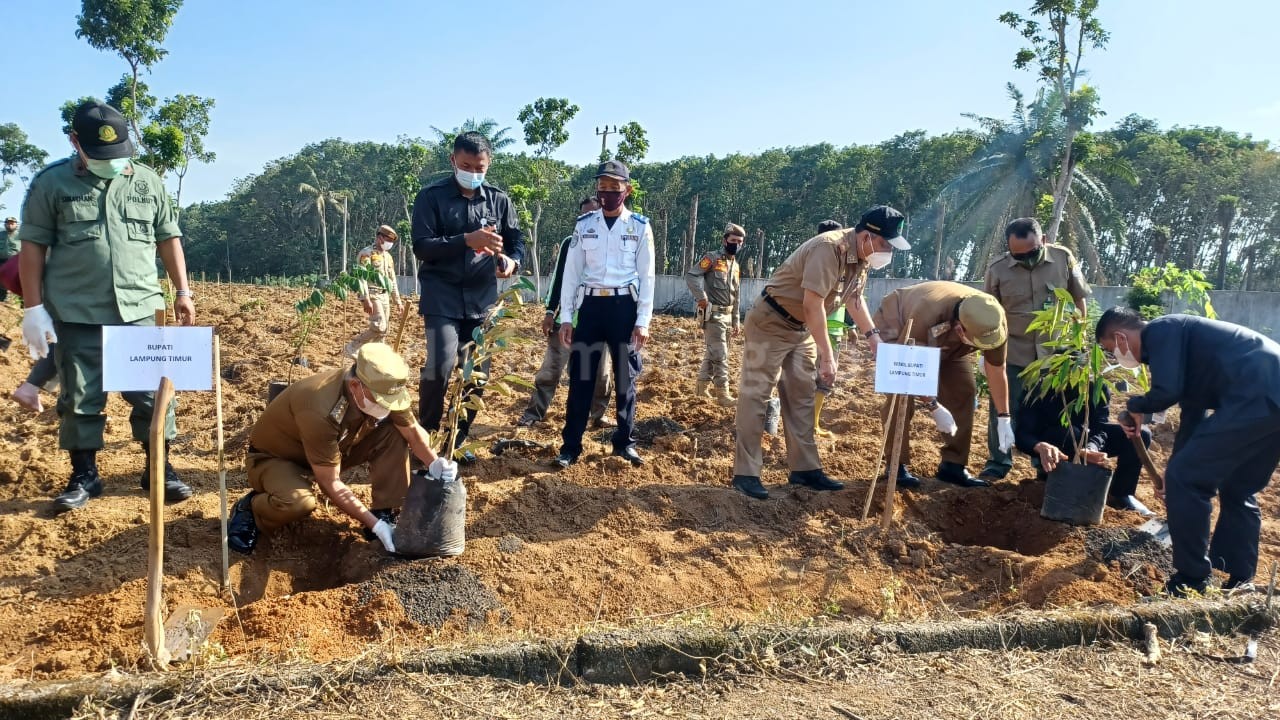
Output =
[
  {"x1": 631, "y1": 213, "x2": 648, "y2": 224},
  {"x1": 699, "y1": 257, "x2": 712, "y2": 270},
  {"x1": 576, "y1": 210, "x2": 596, "y2": 221},
  {"x1": 29, "y1": 157, "x2": 71, "y2": 184}
]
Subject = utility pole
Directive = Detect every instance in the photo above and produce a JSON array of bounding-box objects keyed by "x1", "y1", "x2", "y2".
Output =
[{"x1": 595, "y1": 125, "x2": 617, "y2": 160}]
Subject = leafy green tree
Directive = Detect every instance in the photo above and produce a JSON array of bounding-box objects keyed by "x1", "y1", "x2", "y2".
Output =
[
  {"x1": 430, "y1": 118, "x2": 516, "y2": 152},
  {"x1": 0, "y1": 124, "x2": 49, "y2": 205},
  {"x1": 615, "y1": 122, "x2": 649, "y2": 167},
  {"x1": 59, "y1": 96, "x2": 100, "y2": 134},
  {"x1": 295, "y1": 165, "x2": 347, "y2": 279},
  {"x1": 76, "y1": 0, "x2": 183, "y2": 151},
  {"x1": 517, "y1": 97, "x2": 580, "y2": 291},
  {"x1": 148, "y1": 94, "x2": 215, "y2": 205},
  {"x1": 104, "y1": 73, "x2": 156, "y2": 126},
  {"x1": 999, "y1": 0, "x2": 1109, "y2": 244}
]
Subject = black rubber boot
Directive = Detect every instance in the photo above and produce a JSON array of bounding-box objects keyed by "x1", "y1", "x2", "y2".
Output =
[
  {"x1": 53, "y1": 450, "x2": 103, "y2": 512},
  {"x1": 139, "y1": 442, "x2": 193, "y2": 502},
  {"x1": 227, "y1": 492, "x2": 260, "y2": 555}
]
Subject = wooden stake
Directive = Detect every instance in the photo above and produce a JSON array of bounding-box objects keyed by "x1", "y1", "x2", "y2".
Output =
[
  {"x1": 144, "y1": 307, "x2": 174, "y2": 668},
  {"x1": 881, "y1": 320, "x2": 915, "y2": 529},
  {"x1": 392, "y1": 301, "x2": 413, "y2": 353},
  {"x1": 214, "y1": 335, "x2": 229, "y2": 592},
  {"x1": 861, "y1": 392, "x2": 899, "y2": 521}
]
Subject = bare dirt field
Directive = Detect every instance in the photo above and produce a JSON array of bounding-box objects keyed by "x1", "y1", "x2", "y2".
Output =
[{"x1": 0, "y1": 281, "x2": 1275, "y2": 682}]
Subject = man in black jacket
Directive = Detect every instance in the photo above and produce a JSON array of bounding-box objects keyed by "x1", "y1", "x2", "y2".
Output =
[
  {"x1": 1097, "y1": 307, "x2": 1280, "y2": 596},
  {"x1": 412, "y1": 131, "x2": 524, "y2": 461},
  {"x1": 1014, "y1": 364, "x2": 1153, "y2": 515},
  {"x1": 516, "y1": 197, "x2": 612, "y2": 427}
]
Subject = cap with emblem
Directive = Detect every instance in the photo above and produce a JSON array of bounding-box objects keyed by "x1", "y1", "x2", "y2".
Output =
[
  {"x1": 377, "y1": 224, "x2": 398, "y2": 241},
  {"x1": 958, "y1": 294, "x2": 1008, "y2": 350},
  {"x1": 354, "y1": 342, "x2": 412, "y2": 411},
  {"x1": 858, "y1": 205, "x2": 911, "y2": 251},
  {"x1": 3, "y1": 217, "x2": 15, "y2": 223},
  {"x1": 724, "y1": 222, "x2": 745, "y2": 238},
  {"x1": 71, "y1": 101, "x2": 134, "y2": 160},
  {"x1": 594, "y1": 159, "x2": 630, "y2": 181}
]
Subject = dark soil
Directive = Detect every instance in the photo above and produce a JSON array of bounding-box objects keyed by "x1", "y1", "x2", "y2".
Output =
[
  {"x1": 357, "y1": 562, "x2": 507, "y2": 629},
  {"x1": 1085, "y1": 526, "x2": 1175, "y2": 592}
]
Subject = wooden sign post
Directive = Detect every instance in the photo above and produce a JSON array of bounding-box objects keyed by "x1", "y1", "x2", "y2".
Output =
[{"x1": 144, "y1": 309, "x2": 172, "y2": 668}]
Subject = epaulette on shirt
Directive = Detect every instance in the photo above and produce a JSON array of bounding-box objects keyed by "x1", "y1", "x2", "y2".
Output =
[
  {"x1": 988, "y1": 252, "x2": 1010, "y2": 268},
  {"x1": 631, "y1": 213, "x2": 648, "y2": 224},
  {"x1": 28, "y1": 157, "x2": 72, "y2": 184},
  {"x1": 576, "y1": 210, "x2": 598, "y2": 221}
]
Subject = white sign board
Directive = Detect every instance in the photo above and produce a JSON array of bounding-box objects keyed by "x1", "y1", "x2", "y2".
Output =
[
  {"x1": 102, "y1": 326, "x2": 214, "y2": 392},
  {"x1": 874, "y1": 343, "x2": 941, "y2": 397}
]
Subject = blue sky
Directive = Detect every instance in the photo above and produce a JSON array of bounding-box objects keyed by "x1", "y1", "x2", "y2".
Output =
[{"x1": 3, "y1": 0, "x2": 1279, "y2": 213}]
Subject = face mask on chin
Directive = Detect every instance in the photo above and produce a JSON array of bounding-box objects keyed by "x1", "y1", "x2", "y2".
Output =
[{"x1": 86, "y1": 157, "x2": 130, "y2": 179}]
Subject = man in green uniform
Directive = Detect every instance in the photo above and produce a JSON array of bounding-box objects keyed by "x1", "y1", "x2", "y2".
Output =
[
  {"x1": 874, "y1": 281, "x2": 1015, "y2": 489},
  {"x1": 0, "y1": 217, "x2": 19, "y2": 301},
  {"x1": 978, "y1": 217, "x2": 1089, "y2": 481},
  {"x1": 686, "y1": 222, "x2": 744, "y2": 406},
  {"x1": 19, "y1": 101, "x2": 195, "y2": 512},
  {"x1": 731, "y1": 206, "x2": 908, "y2": 500}
]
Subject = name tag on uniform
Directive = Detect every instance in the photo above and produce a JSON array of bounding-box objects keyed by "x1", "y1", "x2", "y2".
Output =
[{"x1": 581, "y1": 232, "x2": 598, "y2": 239}]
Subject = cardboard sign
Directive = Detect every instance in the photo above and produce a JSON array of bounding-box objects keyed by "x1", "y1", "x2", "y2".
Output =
[
  {"x1": 874, "y1": 343, "x2": 941, "y2": 397},
  {"x1": 102, "y1": 326, "x2": 214, "y2": 392}
]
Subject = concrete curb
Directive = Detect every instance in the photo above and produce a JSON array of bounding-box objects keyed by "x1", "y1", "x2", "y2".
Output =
[{"x1": 2, "y1": 598, "x2": 1272, "y2": 719}]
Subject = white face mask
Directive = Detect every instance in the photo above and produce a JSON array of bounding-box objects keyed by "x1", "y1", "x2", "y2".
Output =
[
  {"x1": 353, "y1": 383, "x2": 391, "y2": 420},
  {"x1": 454, "y1": 167, "x2": 485, "y2": 190},
  {"x1": 868, "y1": 251, "x2": 893, "y2": 270},
  {"x1": 379, "y1": 241, "x2": 394, "y2": 252},
  {"x1": 1115, "y1": 335, "x2": 1141, "y2": 369}
]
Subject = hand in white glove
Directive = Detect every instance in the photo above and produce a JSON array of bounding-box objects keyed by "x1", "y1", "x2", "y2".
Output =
[
  {"x1": 997, "y1": 416, "x2": 1015, "y2": 453},
  {"x1": 931, "y1": 404, "x2": 958, "y2": 435},
  {"x1": 1150, "y1": 411, "x2": 1167, "y2": 425},
  {"x1": 22, "y1": 304, "x2": 57, "y2": 360},
  {"x1": 371, "y1": 518, "x2": 397, "y2": 554},
  {"x1": 429, "y1": 457, "x2": 459, "y2": 482}
]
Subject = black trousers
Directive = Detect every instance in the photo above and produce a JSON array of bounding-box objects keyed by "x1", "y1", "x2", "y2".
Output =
[
  {"x1": 1165, "y1": 408, "x2": 1280, "y2": 583},
  {"x1": 560, "y1": 295, "x2": 640, "y2": 458},
  {"x1": 419, "y1": 314, "x2": 486, "y2": 451}
]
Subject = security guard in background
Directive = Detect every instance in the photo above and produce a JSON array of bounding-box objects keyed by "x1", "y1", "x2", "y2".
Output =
[
  {"x1": 1, "y1": 217, "x2": 19, "y2": 301},
  {"x1": 731, "y1": 205, "x2": 909, "y2": 500},
  {"x1": 344, "y1": 224, "x2": 404, "y2": 357},
  {"x1": 979, "y1": 217, "x2": 1089, "y2": 481},
  {"x1": 554, "y1": 160, "x2": 655, "y2": 468},
  {"x1": 19, "y1": 101, "x2": 194, "y2": 511},
  {"x1": 517, "y1": 196, "x2": 613, "y2": 428},
  {"x1": 874, "y1": 281, "x2": 1014, "y2": 489},
  {"x1": 686, "y1": 222, "x2": 744, "y2": 406}
]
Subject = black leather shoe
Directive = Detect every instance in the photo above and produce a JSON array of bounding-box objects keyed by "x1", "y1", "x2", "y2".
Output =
[
  {"x1": 936, "y1": 462, "x2": 990, "y2": 488},
  {"x1": 612, "y1": 447, "x2": 644, "y2": 467},
  {"x1": 1165, "y1": 573, "x2": 1208, "y2": 598},
  {"x1": 52, "y1": 469, "x2": 103, "y2": 512},
  {"x1": 515, "y1": 415, "x2": 537, "y2": 428},
  {"x1": 895, "y1": 465, "x2": 922, "y2": 490},
  {"x1": 361, "y1": 508, "x2": 398, "y2": 542},
  {"x1": 553, "y1": 453, "x2": 577, "y2": 469},
  {"x1": 732, "y1": 475, "x2": 769, "y2": 500},
  {"x1": 1107, "y1": 494, "x2": 1154, "y2": 517},
  {"x1": 788, "y1": 469, "x2": 845, "y2": 491},
  {"x1": 140, "y1": 461, "x2": 194, "y2": 502},
  {"x1": 227, "y1": 492, "x2": 260, "y2": 555},
  {"x1": 458, "y1": 450, "x2": 478, "y2": 466}
]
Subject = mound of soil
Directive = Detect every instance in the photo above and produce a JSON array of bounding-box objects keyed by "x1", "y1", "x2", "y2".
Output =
[{"x1": 0, "y1": 281, "x2": 1274, "y2": 680}]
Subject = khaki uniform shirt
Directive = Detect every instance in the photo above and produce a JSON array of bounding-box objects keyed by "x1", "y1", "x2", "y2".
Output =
[
  {"x1": 983, "y1": 245, "x2": 1089, "y2": 367},
  {"x1": 876, "y1": 281, "x2": 1008, "y2": 366},
  {"x1": 685, "y1": 250, "x2": 741, "y2": 323},
  {"x1": 0, "y1": 230, "x2": 19, "y2": 260},
  {"x1": 249, "y1": 368, "x2": 413, "y2": 469},
  {"x1": 356, "y1": 243, "x2": 401, "y2": 299},
  {"x1": 764, "y1": 230, "x2": 869, "y2": 322},
  {"x1": 19, "y1": 157, "x2": 180, "y2": 324}
]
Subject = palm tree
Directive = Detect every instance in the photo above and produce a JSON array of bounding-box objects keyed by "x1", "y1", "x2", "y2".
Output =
[
  {"x1": 294, "y1": 165, "x2": 347, "y2": 279},
  {"x1": 430, "y1": 118, "x2": 517, "y2": 152},
  {"x1": 916, "y1": 85, "x2": 1132, "y2": 282}
]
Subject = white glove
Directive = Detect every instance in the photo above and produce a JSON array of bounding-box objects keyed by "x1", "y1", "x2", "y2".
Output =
[
  {"x1": 931, "y1": 404, "x2": 958, "y2": 435},
  {"x1": 997, "y1": 416, "x2": 1015, "y2": 453},
  {"x1": 429, "y1": 457, "x2": 459, "y2": 482},
  {"x1": 22, "y1": 304, "x2": 57, "y2": 360},
  {"x1": 1150, "y1": 411, "x2": 1167, "y2": 425},
  {"x1": 371, "y1": 518, "x2": 396, "y2": 554}
]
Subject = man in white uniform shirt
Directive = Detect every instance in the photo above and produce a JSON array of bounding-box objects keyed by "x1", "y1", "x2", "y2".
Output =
[{"x1": 554, "y1": 160, "x2": 655, "y2": 468}]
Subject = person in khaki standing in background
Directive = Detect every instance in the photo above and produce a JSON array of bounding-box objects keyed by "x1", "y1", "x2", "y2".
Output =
[
  {"x1": 731, "y1": 206, "x2": 909, "y2": 500},
  {"x1": 344, "y1": 224, "x2": 404, "y2": 357},
  {"x1": 686, "y1": 222, "x2": 744, "y2": 407},
  {"x1": 977, "y1": 217, "x2": 1089, "y2": 482},
  {"x1": 18, "y1": 101, "x2": 195, "y2": 512},
  {"x1": 873, "y1": 281, "x2": 1015, "y2": 490}
]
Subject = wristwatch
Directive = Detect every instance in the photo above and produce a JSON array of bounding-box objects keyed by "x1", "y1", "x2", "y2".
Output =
[
  {"x1": 864, "y1": 328, "x2": 880, "y2": 339},
  {"x1": 176, "y1": 289, "x2": 195, "y2": 300}
]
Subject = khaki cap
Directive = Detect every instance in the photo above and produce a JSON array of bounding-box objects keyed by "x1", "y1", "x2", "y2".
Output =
[
  {"x1": 958, "y1": 294, "x2": 1007, "y2": 350},
  {"x1": 724, "y1": 222, "x2": 746, "y2": 238},
  {"x1": 354, "y1": 343, "x2": 412, "y2": 411},
  {"x1": 377, "y1": 224, "x2": 398, "y2": 241},
  {"x1": 3, "y1": 217, "x2": 16, "y2": 223}
]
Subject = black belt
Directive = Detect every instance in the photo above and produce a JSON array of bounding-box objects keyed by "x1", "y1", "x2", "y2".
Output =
[{"x1": 761, "y1": 290, "x2": 805, "y2": 329}]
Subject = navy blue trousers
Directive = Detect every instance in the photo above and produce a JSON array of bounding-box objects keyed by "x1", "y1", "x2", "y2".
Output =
[
  {"x1": 560, "y1": 295, "x2": 640, "y2": 458},
  {"x1": 1165, "y1": 409, "x2": 1280, "y2": 582}
]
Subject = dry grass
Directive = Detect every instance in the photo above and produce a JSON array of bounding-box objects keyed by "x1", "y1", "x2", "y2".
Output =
[{"x1": 65, "y1": 627, "x2": 1280, "y2": 720}]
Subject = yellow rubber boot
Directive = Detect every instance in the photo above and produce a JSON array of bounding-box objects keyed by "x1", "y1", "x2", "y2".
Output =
[{"x1": 815, "y1": 390, "x2": 835, "y2": 438}]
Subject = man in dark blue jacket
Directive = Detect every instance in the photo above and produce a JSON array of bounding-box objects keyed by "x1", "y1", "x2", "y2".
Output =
[
  {"x1": 412, "y1": 132, "x2": 524, "y2": 460},
  {"x1": 1097, "y1": 307, "x2": 1280, "y2": 595},
  {"x1": 1014, "y1": 366, "x2": 1152, "y2": 514}
]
